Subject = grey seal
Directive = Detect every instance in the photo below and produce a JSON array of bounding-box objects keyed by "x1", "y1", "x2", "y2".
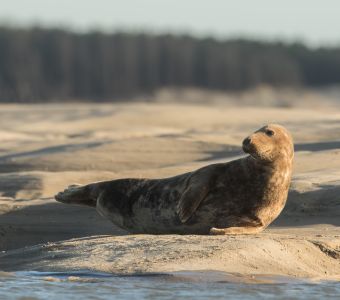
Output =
[{"x1": 55, "y1": 124, "x2": 294, "y2": 235}]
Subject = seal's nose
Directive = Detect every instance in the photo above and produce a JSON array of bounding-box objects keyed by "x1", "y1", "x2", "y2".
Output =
[{"x1": 243, "y1": 137, "x2": 251, "y2": 147}]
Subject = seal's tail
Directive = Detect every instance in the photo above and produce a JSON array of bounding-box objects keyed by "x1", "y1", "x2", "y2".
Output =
[{"x1": 55, "y1": 184, "x2": 97, "y2": 207}]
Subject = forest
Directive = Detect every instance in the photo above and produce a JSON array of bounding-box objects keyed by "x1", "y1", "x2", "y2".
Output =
[{"x1": 0, "y1": 27, "x2": 339, "y2": 102}]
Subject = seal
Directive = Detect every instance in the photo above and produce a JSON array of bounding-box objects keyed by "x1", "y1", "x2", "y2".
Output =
[{"x1": 55, "y1": 124, "x2": 294, "y2": 235}]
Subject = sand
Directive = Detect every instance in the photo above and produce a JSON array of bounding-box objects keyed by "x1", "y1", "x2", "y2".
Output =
[{"x1": 0, "y1": 94, "x2": 339, "y2": 279}]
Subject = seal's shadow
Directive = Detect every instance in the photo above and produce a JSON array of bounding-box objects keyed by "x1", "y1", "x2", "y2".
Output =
[
  {"x1": 0, "y1": 201, "x2": 127, "y2": 252},
  {"x1": 274, "y1": 184, "x2": 340, "y2": 227}
]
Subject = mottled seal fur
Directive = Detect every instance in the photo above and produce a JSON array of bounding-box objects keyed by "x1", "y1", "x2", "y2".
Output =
[{"x1": 55, "y1": 124, "x2": 294, "y2": 235}]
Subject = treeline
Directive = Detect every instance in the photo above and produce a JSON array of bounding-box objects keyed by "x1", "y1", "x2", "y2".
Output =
[{"x1": 0, "y1": 27, "x2": 340, "y2": 102}]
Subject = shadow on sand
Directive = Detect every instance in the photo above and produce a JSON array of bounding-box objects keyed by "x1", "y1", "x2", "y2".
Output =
[
  {"x1": 274, "y1": 183, "x2": 340, "y2": 227},
  {"x1": 0, "y1": 141, "x2": 110, "y2": 162},
  {"x1": 0, "y1": 202, "x2": 127, "y2": 251},
  {"x1": 295, "y1": 140, "x2": 340, "y2": 152},
  {"x1": 0, "y1": 174, "x2": 42, "y2": 199}
]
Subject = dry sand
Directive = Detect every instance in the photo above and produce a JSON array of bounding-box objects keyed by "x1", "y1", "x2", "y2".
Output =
[{"x1": 0, "y1": 97, "x2": 339, "y2": 279}]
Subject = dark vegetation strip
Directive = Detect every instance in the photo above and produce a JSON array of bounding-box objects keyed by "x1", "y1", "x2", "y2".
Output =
[{"x1": 0, "y1": 27, "x2": 340, "y2": 102}]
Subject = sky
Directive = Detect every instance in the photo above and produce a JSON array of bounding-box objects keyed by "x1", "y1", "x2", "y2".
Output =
[{"x1": 0, "y1": 0, "x2": 339, "y2": 47}]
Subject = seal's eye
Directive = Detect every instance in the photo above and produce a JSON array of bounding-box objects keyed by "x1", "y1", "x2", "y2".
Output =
[{"x1": 265, "y1": 129, "x2": 275, "y2": 137}]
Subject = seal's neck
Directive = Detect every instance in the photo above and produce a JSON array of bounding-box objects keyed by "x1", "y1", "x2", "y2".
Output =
[
  {"x1": 247, "y1": 155, "x2": 293, "y2": 226},
  {"x1": 248, "y1": 155, "x2": 293, "y2": 184}
]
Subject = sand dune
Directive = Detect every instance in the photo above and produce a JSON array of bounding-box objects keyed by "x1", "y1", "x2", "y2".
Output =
[{"x1": 0, "y1": 101, "x2": 339, "y2": 279}]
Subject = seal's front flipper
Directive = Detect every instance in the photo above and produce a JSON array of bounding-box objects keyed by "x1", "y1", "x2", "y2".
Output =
[
  {"x1": 177, "y1": 167, "x2": 215, "y2": 223},
  {"x1": 55, "y1": 184, "x2": 96, "y2": 207}
]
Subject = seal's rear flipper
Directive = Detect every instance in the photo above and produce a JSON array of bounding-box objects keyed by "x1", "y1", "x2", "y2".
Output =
[{"x1": 55, "y1": 184, "x2": 96, "y2": 207}]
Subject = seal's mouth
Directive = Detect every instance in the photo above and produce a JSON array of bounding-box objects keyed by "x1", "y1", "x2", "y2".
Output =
[
  {"x1": 243, "y1": 137, "x2": 274, "y2": 161},
  {"x1": 242, "y1": 136, "x2": 261, "y2": 160},
  {"x1": 242, "y1": 144, "x2": 250, "y2": 154},
  {"x1": 243, "y1": 145, "x2": 258, "y2": 159}
]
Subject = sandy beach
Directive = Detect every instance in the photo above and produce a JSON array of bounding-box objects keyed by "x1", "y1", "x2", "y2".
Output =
[{"x1": 0, "y1": 96, "x2": 339, "y2": 279}]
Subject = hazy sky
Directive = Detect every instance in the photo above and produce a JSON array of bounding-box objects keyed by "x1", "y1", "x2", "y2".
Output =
[{"x1": 0, "y1": 0, "x2": 339, "y2": 46}]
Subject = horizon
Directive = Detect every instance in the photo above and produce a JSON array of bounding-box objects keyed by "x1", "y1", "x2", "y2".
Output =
[
  {"x1": 1, "y1": 25, "x2": 335, "y2": 49},
  {"x1": 0, "y1": 0, "x2": 339, "y2": 48}
]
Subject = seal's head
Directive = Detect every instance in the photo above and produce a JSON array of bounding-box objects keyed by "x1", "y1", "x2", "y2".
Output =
[{"x1": 242, "y1": 124, "x2": 294, "y2": 164}]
